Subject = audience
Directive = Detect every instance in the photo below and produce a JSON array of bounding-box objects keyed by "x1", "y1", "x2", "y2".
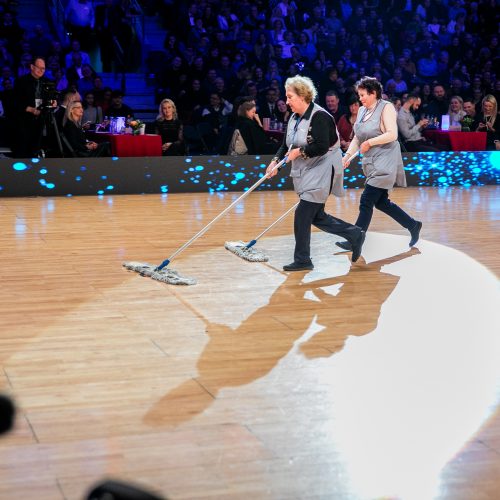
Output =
[
  {"x1": 476, "y1": 94, "x2": 499, "y2": 150},
  {"x1": 337, "y1": 94, "x2": 360, "y2": 152},
  {"x1": 2, "y1": 0, "x2": 498, "y2": 157}
]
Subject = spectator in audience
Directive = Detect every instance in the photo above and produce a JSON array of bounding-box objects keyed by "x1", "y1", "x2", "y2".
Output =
[
  {"x1": 447, "y1": 95, "x2": 466, "y2": 128},
  {"x1": 107, "y1": 90, "x2": 133, "y2": 118},
  {"x1": 154, "y1": 98, "x2": 186, "y2": 156},
  {"x1": 463, "y1": 98, "x2": 479, "y2": 124},
  {"x1": 476, "y1": 94, "x2": 499, "y2": 150},
  {"x1": 275, "y1": 98, "x2": 291, "y2": 126},
  {"x1": 424, "y1": 84, "x2": 449, "y2": 125},
  {"x1": 397, "y1": 93, "x2": 440, "y2": 151},
  {"x1": 258, "y1": 86, "x2": 280, "y2": 122},
  {"x1": 234, "y1": 99, "x2": 277, "y2": 154},
  {"x1": 65, "y1": 0, "x2": 95, "y2": 51},
  {"x1": 55, "y1": 88, "x2": 81, "y2": 130},
  {"x1": 28, "y1": 24, "x2": 52, "y2": 59},
  {"x1": 95, "y1": 0, "x2": 123, "y2": 72},
  {"x1": 63, "y1": 101, "x2": 110, "y2": 156},
  {"x1": 77, "y1": 63, "x2": 96, "y2": 96},
  {"x1": 337, "y1": 94, "x2": 360, "y2": 152},
  {"x1": 324, "y1": 90, "x2": 347, "y2": 124},
  {"x1": 200, "y1": 92, "x2": 233, "y2": 152},
  {"x1": 82, "y1": 91, "x2": 103, "y2": 128}
]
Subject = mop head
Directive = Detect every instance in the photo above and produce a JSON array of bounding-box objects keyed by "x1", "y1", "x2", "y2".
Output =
[
  {"x1": 123, "y1": 261, "x2": 197, "y2": 286},
  {"x1": 224, "y1": 241, "x2": 269, "y2": 262}
]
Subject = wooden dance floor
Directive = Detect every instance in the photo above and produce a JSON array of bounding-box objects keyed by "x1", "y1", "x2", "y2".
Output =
[{"x1": 0, "y1": 186, "x2": 499, "y2": 499}]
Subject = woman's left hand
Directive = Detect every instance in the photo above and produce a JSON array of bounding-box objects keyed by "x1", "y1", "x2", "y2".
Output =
[
  {"x1": 360, "y1": 140, "x2": 371, "y2": 154},
  {"x1": 287, "y1": 147, "x2": 301, "y2": 161}
]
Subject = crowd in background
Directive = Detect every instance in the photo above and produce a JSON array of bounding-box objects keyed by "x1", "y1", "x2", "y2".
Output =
[{"x1": 1, "y1": 0, "x2": 499, "y2": 157}]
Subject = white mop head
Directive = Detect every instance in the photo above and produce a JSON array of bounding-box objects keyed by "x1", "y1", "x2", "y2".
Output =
[
  {"x1": 123, "y1": 261, "x2": 197, "y2": 286},
  {"x1": 224, "y1": 241, "x2": 269, "y2": 262}
]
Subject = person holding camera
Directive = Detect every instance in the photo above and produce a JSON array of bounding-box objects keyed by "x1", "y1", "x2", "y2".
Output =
[{"x1": 13, "y1": 56, "x2": 55, "y2": 157}]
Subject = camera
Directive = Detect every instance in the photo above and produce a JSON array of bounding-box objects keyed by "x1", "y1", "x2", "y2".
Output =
[{"x1": 40, "y1": 80, "x2": 60, "y2": 108}]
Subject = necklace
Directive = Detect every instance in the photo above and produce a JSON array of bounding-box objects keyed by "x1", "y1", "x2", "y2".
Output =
[{"x1": 362, "y1": 100, "x2": 380, "y2": 122}]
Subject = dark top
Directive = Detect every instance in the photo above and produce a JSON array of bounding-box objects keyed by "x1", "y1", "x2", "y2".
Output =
[
  {"x1": 155, "y1": 118, "x2": 183, "y2": 144},
  {"x1": 476, "y1": 113, "x2": 500, "y2": 150},
  {"x1": 236, "y1": 116, "x2": 276, "y2": 155},
  {"x1": 275, "y1": 103, "x2": 339, "y2": 159},
  {"x1": 63, "y1": 120, "x2": 90, "y2": 156},
  {"x1": 13, "y1": 73, "x2": 46, "y2": 116},
  {"x1": 107, "y1": 103, "x2": 134, "y2": 118}
]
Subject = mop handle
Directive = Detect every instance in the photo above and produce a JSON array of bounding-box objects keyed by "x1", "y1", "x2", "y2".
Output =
[
  {"x1": 155, "y1": 155, "x2": 289, "y2": 271},
  {"x1": 245, "y1": 201, "x2": 300, "y2": 249}
]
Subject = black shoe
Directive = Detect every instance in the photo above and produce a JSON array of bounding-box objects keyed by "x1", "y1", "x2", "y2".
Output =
[
  {"x1": 283, "y1": 261, "x2": 314, "y2": 272},
  {"x1": 409, "y1": 221, "x2": 422, "y2": 247},
  {"x1": 351, "y1": 230, "x2": 365, "y2": 263},
  {"x1": 335, "y1": 240, "x2": 352, "y2": 251}
]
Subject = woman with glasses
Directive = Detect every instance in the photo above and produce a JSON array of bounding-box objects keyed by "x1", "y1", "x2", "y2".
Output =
[
  {"x1": 266, "y1": 75, "x2": 365, "y2": 272},
  {"x1": 63, "y1": 101, "x2": 110, "y2": 157}
]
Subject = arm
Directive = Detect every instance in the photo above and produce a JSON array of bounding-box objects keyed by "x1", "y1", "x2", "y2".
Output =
[{"x1": 299, "y1": 111, "x2": 337, "y2": 158}]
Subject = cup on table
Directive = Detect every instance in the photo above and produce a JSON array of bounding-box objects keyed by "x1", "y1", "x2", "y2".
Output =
[{"x1": 263, "y1": 118, "x2": 270, "y2": 130}]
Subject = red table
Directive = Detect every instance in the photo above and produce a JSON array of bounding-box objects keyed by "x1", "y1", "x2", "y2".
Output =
[
  {"x1": 423, "y1": 130, "x2": 487, "y2": 151},
  {"x1": 90, "y1": 132, "x2": 163, "y2": 157}
]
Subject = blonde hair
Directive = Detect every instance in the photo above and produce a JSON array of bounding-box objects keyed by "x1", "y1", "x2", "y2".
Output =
[
  {"x1": 157, "y1": 98, "x2": 178, "y2": 120},
  {"x1": 482, "y1": 94, "x2": 498, "y2": 117},
  {"x1": 285, "y1": 75, "x2": 317, "y2": 104},
  {"x1": 63, "y1": 101, "x2": 83, "y2": 127}
]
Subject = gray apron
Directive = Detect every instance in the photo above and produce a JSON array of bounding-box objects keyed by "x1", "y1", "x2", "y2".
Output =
[
  {"x1": 354, "y1": 100, "x2": 407, "y2": 189},
  {"x1": 286, "y1": 103, "x2": 344, "y2": 203}
]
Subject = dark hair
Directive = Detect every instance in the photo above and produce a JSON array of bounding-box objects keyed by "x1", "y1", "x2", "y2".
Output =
[
  {"x1": 407, "y1": 92, "x2": 421, "y2": 101},
  {"x1": 355, "y1": 76, "x2": 383, "y2": 99}
]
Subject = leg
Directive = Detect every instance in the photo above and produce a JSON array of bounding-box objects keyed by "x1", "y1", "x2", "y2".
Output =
[
  {"x1": 292, "y1": 199, "x2": 318, "y2": 265},
  {"x1": 375, "y1": 189, "x2": 422, "y2": 246},
  {"x1": 374, "y1": 189, "x2": 416, "y2": 230},
  {"x1": 313, "y1": 205, "x2": 365, "y2": 263},
  {"x1": 355, "y1": 183, "x2": 383, "y2": 231}
]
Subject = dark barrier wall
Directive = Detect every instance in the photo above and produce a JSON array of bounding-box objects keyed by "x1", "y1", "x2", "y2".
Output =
[{"x1": 0, "y1": 152, "x2": 499, "y2": 197}]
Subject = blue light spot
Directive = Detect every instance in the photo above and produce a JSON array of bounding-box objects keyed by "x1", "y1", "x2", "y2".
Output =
[
  {"x1": 66, "y1": 194, "x2": 73, "y2": 197},
  {"x1": 234, "y1": 172, "x2": 245, "y2": 180},
  {"x1": 180, "y1": 179, "x2": 185, "y2": 183},
  {"x1": 32, "y1": 158, "x2": 40, "y2": 163},
  {"x1": 195, "y1": 165, "x2": 204, "y2": 171},
  {"x1": 39, "y1": 179, "x2": 46, "y2": 185},
  {"x1": 45, "y1": 183, "x2": 55, "y2": 189},
  {"x1": 112, "y1": 156, "x2": 119, "y2": 161},
  {"x1": 160, "y1": 185, "x2": 168, "y2": 192},
  {"x1": 80, "y1": 166, "x2": 87, "y2": 171},
  {"x1": 472, "y1": 167, "x2": 481, "y2": 174},
  {"x1": 231, "y1": 180, "x2": 237, "y2": 185},
  {"x1": 225, "y1": 162, "x2": 231, "y2": 167},
  {"x1": 145, "y1": 174, "x2": 151, "y2": 178},
  {"x1": 438, "y1": 176, "x2": 448, "y2": 183},
  {"x1": 184, "y1": 158, "x2": 192, "y2": 163},
  {"x1": 0, "y1": 186, "x2": 3, "y2": 191},
  {"x1": 75, "y1": 176, "x2": 82, "y2": 181},
  {"x1": 106, "y1": 185, "x2": 114, "y2": 190},
  {"x1": 13, "y1": 162, "x2": 28, "y2": 171},
  {"x1": 39, "y1": 168, "x2": 48, "y2": 174},
  {"x1": 97, "y1": 190, "x2": 104, "y2": 195},
  {"x1": 101, "y1": 175, "x2": 107, "y2": 180}
]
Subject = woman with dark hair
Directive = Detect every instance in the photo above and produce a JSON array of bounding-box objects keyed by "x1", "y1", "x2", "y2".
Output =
[
  {"x1": 337, "y1": 94, "x2": 360, "y2": 151},
  {"x1": 155, "y1": 98, "x2": 185, "y2": 155},
  {"x1": 235, "y1": 100, "x2": 277, "y2": 154},
  {"x1": 340, "y1": 76, "x2": 422, "y2": 251}
]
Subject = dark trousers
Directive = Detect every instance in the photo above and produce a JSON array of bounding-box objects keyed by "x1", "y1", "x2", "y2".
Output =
[
  {"x1": 294, "y1": 199, "x2": 361, "y2": 264},
  {"x1": 355, "y1": 183, "x2": 416, "y2": 232}
]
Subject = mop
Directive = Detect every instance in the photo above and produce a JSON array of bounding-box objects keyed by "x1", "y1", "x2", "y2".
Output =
[
  {"x1": 225, "y1": 201, "x2": 299, "y2": 262},
  {"x1": 123, "y1": 153, "x2": 291, "y2": 285}
]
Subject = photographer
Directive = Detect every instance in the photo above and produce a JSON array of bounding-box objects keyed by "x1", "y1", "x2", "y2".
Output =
[{"x1": 13, "y1": 56, "x2": 56, "y2": 157}]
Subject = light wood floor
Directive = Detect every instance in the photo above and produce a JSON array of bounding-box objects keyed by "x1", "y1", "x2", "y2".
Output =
[{"x1": 0, "y1": 186, "x2": 499, "y2": 500}]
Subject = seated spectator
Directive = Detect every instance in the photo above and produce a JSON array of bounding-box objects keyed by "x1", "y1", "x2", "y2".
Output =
[
  {"x1": 233, "y1": 99, "x2": 277, "y2": 155},
  {"x1": 77, "y1": 64, "x2": 97, "y2": 96},
  {"x1": 155, "y1": 98, "x2": 186, "y2": 156},
  {"x1": 200, "y1": 92, "x2": 233, "y2": 152},
  {"x1": 424, "y1": 84, "x2": 449, "y2": 126},
  {"x1": 63, "y1": 101, "x2": 110, "y2": 157},
  {"x1": 385, "y1": 68, "x2": 408, "y2": 94},
  {"x1": 397, "y1": 93, "x2": 440, "y2": 151},
  {"x1": 64, "y1": 39, "x2": 91, "y2": 68},
  {"x1": 336, "y1": 94, "x2": 360, "y2": 152},
  {"x1": 447, "y1": 95, "x2": 466, "y2": 129},
  {"x1": 463, "y1": 98, "x2": 479, "y2": 128},
  {"x1": 107, "y1": 90, "x2": 133, "y2": 118},
  {"x1": 476, "y1": 94, "x2": 499, "y2": 150},
  {"x1": 258, "y1": 86, "x2": 280, "y2": 121},
  {"x1": 324, "y1": 90, "x2": 347, "y2": 124},
  {"x1": 54, "y1": 88, "x2": 82, "y2": 130},
  {"x1": 275, "y1": 99, "x2": 291, "y2": 127},
  {"x1": 391, "y1": 95, "x2": 403, "y2": 112},
  {"x1": 82, "y1": 91, "x2": 103, "y2": 128}
]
